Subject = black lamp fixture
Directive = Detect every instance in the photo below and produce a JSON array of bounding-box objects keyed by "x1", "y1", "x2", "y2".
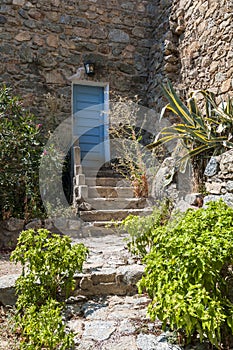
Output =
[{"x1": 84, "y1": 61, "x2": 95, "y2": 76}]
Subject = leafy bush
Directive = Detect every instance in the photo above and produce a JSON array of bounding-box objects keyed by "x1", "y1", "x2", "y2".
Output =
[
  {"x1": 19, "y1": 299, "x2": 74, "y2": 350},
  {"x1": 0, "y1": 85, "x2": 44, "y2": 220},
  {"x1": 11, "y1": 228, "x2": 88, "y2": 349},
  {"x1": 122, "y1": 200, "x2": 174, "y2": 258},
  {"x1": 136, "y1": 200, "x2": 233, "y2": 348}
]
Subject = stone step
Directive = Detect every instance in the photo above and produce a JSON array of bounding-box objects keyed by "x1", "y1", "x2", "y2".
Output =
[
  {"x1": 85, "y1": 177, "x2": 130, "y2": 187},
  {"x1": 88, "y1": 197, "x2": 147, "y2": 210},
  {"x1": 0, "y1": 235, "x2": 144, "y2": 305},
  {"x1": 88, "y1": 186, "x2": 134, "y2": 198},
  {"x1": 0, "y1": 264, "x2": 144, "y2": 305},
  {"x1": 80, "y1": 208, "x2": 152, "y2": 222}
]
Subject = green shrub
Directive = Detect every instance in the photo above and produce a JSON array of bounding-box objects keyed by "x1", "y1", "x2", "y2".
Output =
[
  {"x1": 11, "y1": 228, "x2": 88, "y2": 349},
  {"x1": 0, "y1": 85, "x2": 44, "y2": 220},
  {"x1": 19, "y1": 299, "x2": 74, "y2": 350},
  {"x1": 122, "y1": 200, "x2": 174, "y2": 258},
  {"x1": 136, "y1": 200, "x2": 233, "y2": 348}
]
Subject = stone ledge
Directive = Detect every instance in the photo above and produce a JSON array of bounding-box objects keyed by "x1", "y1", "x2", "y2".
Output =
[{"x1": 0, "y1": 264, "x2": 144, "y2": 306}]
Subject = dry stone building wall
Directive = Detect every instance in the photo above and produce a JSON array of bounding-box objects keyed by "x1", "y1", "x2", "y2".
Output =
[
  {"x1": 0, "y1": 0, "x2": 155, "y2": 126},
  {"x1": 0, "y1": 0, "x2": 232, "y2": 132},
  {"x1": 148, "y1": 0, "x2": 232, "y2": 113}
]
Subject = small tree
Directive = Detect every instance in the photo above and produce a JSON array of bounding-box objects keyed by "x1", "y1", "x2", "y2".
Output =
[{"x1": 0, "y1": 85, "x2": 44, "y2": 220}]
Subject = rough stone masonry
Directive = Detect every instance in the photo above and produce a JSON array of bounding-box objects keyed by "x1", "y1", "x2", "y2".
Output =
[{"x1": 0, "y1": 0, "x2": 232, "y2": 124}]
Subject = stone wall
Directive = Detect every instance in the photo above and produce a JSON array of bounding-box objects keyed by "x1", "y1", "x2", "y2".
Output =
[
  {"x1": 0, "y1": 0, "x2": 155, "y2": 126},
  {"x1": 204, "y1": 150, "x2": 233, "y2": 208},
  {"x1": 148, "y1": 0, "x2": 232, "y2": 113}
]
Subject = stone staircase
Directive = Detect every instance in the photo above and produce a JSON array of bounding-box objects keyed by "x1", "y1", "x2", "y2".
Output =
[{"x1": 73, "y1": 173, "x2": 151, "y2": 236}]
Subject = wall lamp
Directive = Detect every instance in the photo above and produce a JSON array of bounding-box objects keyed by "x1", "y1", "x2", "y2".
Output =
[{"x1": 84, "y1": 62, "x2": 95, "y2": 76}]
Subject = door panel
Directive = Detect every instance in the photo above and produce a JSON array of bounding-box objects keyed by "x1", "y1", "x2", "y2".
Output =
[{"x1": 73, "y1": 84, "x2": 105, "y2": 173}]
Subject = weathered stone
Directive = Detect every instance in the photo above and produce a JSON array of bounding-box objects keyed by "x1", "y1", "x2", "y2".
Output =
[
  {"x1": 28, "y1": 9, "x2": 43, "y2": 20},
  {"x1": 220, "y1": 150, "x2": 233, "y2": 174},
  {"x1": 44, "y1": 70, "x2": 66, "y2": 84},
  {"x1": 132, "y1": 27, "x2": 145, "y2": 38},
  {"x1": 33, "y1": 34, "x2": 44, "y2": 46},
  {"x1": 0, "y1": 274, "x2": 18, "y2": 306},
  {"x1": 46, "y1": 34, "x2": 59, "y2": 47},
  {"x1": 221, "y1": 78, "x2": 232, "y2": 92},
  {"x1": 25, "y1": 219, "x2": 42, "y2": 230},
  {"x1": 67, "y1": 219, "x2": 82, "y2": 230},
  {"x1": 204, "y1": 157, "x2": 220, "y2": 177},
  {"x1": 0, "y1": 15, "x2": 7, "y2": 23},
  {"x1": 13, "y1": 0, "x2": 25, "y2": 5},
  {"x1": 116, "y1": 264, "x2": 144, "y2": 285},
  {"x1": 92, "y1": 25, "x2": 107, "y2": 39},
  {"x1": 15, "y1": 31, "x2": 31, "y2": 41},
  {"x1": 23, "y1": 19, "x2": 37, "y2": 28},
  {"x1": 109, "y1": 29, "x2": 130, "y2": 43},
  {"x1": 205, "y1": 182, "x2": 223, "y2": 194},
  {"x1": 60, "y1": 14, "x2": 71, "y2": 24},
  {"x1": 5, "y1": 218, "x2": 24, "y2": 232},
  {"x1": 102, "y1": 336, "x2": 138, "y2": 350},
  {"x1": 204, "y1": 194, "x2": 233, "y2": 208},
  {"x1": 137, "y1": 334, "x2": 158, "y2": 350},
  {"x1": 225, "y1": 181, "x2": 233, "y2": 193},
  {"x1": 73, "y1": 27, "x2": 92, "y2": 38},
  {"x1": 83, "y1": 321, "x2": 116, "y2": 341}
]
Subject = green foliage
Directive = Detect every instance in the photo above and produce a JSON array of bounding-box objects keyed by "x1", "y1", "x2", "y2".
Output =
[
  {"x1": 122, "y1": 200, "x2": 174, "y2": 258},
  {"x1": 19, "y1": 299, "x2": 74, "y2": 350},
  {"x1": 11, "y1": 228, "x2": 88, "y2": 349},
  {"x1": 148, "y1": 82, "x2": 233, "y2": 190},
  {"x1": 0, "y1": 85, "x2": 44, "y2": 220},
  {"x1": 136, "y1": 200, "x2": 233, "y2": 348},
  {"x1": 149, "y1": 81, "x2": 233, "y2": 159}
]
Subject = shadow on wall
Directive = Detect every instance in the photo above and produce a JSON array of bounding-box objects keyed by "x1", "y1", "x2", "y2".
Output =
[{"x1": 147, "y1": 0, "x2": 183, "y2": 113}]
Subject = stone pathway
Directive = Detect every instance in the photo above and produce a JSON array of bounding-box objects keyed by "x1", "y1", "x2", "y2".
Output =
[
  {"x1": 0, "y1": 233, "x2": 210, "y2": 349},
  {"x1": 64, "y1": 234, "x2": 181, "y2": 350}
]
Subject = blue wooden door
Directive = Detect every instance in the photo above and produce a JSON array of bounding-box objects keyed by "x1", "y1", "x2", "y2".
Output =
[{"x1": 73, "y1": 84, "x2": 105, "y2": 172}]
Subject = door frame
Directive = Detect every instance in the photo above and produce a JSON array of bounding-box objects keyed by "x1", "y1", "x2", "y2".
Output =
[{"x1": 71, "y1": 80, "x2": 110, "y2": 163}]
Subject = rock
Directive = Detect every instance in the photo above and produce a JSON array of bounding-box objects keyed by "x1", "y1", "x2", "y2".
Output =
[
  {"x1": 185, "y1": 193, "x2": 203, "y2": 207},
  {"x1": 102, "y1": 336, "x2": 138, "y2": 350},
  {"x1": 109, "y1": 29, "x2": 130, "y2": 43},
  {"x1": 13, "y1": 0, "x2": 25, "y2": 5},
  {"x1": 205, "y1": 181, "x2": 224, "y2": 194},
  {"x1": 46, "y1": 34, "x2": 59, "y2": 48},
  {"x1": 44, "y1": 70, "x2": 66, "y2": 84},
  {"x1": 0, "y1": 274, "x2": 19, "y2": 306},
  {"x1": 119, "y1": 319, "x2": 136, "y2": 334},
  {"x1": 83, "y1": 320, "x2": 116, "y2": 341},
  {"x1": 220, "y1": 150, "x2": 233, "y2": 174},
  {"x1": 67, "y1": 219, "x2": 82, "y2": 230},
  {"x1": 5, "y1": 218, "x2": 24, "y2": 232},
  {"x1": 0, "y1": 15, "x2": 7, "y2": 24},
  {"x1": 25, "y1": 219, "x2": 42, "y2": 230},
  {"x1": 225, "y1": 181, "x2": 233, "y2": 193},
  {"x1": 15, "y1": 31, "x2": 31, "y2": 41},
  {"x1": 116, "y1": 264, "x2": 144, "y2": 286},
  {"x1": 78, "y1": 202, "x2": 92, "y2": 211},
  {"x1": 137, "y1": 333, "x2": 158, "y2": 350},
  {"x1": 151, "y1": 157, "x2": 176, "y2": 199},
  {"x1": 204, "y1": 194, "x2": 233, "y2": 208},
  {"x1": 204, "y1": 157, "x2": 220, "y2": 177},
  {"x1": 175, "y1": 199, "x2": 195, "y2": 212}
]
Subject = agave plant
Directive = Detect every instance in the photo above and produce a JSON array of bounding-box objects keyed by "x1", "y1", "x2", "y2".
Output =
[{"x1": 148, "y1": 81, "x2": 233, "y2": 190}]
